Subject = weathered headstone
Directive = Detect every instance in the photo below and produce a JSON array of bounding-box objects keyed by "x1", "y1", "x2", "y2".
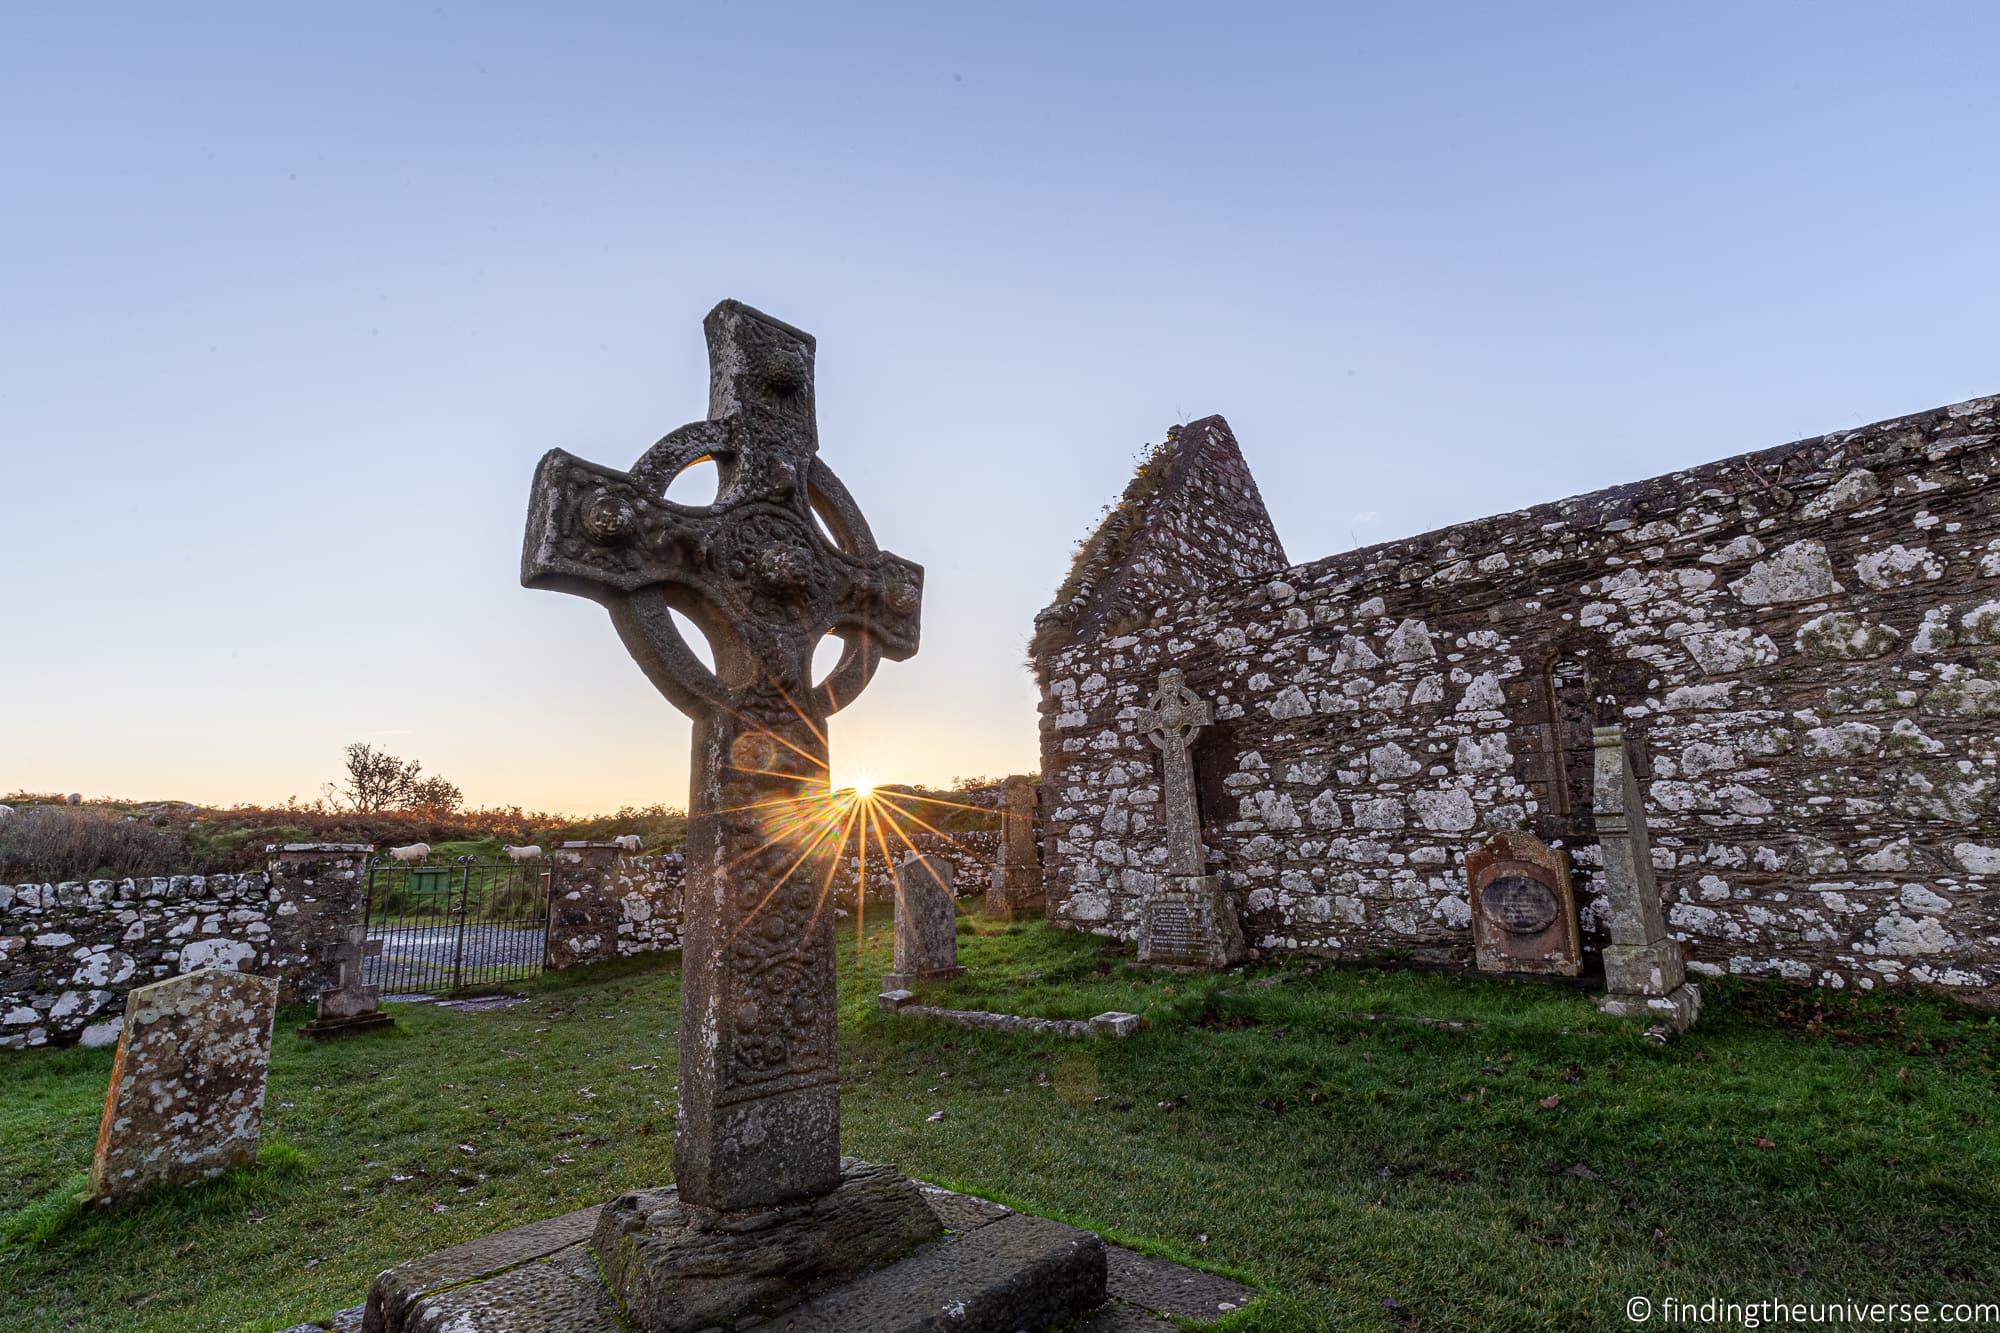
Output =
[
  {"x1": 1133, "y1": 669, "x2": 1247, "y2": 967},
  {"x1": 89, "y1": 967, "x2": 279, "y2": 1203},
  {"x1": 298, "y1": 924, "x2": 393, "y2": 1039},
  {"x1": 1465, "y1": 830, "x2": 1582, "y2": 976},
  {"x1": 885, "y1": 853, "x2": 965, "y2": 989},
  {"x1": 1593, "y1": 725, "x2": 1702, "y2": 1032},
  {"x1": 984, "y1": 774, "x2": 1044, "y2": 917}
]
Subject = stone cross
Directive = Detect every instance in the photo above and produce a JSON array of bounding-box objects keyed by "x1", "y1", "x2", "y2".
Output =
[
  {"x1": 522, "y1": 301, "x2": 922, "y2": 1213},
  {"x1": 1136, "y1": 668, "x2": 1213, "y2": 875},
  {"x1": 337, "y1": 924, "x2": 380, "y2": 987},
  {"x1": 299, "y1": 924, "x2": 393, "y2": 1038},
  {"x1": 997, "y1": 775, "x2": 1037, "y2": 871}
]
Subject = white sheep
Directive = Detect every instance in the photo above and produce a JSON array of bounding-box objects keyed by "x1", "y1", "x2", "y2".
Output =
[
  {"x1": 65, "y1": 793, "x2": 81, "y2": 805},
  {"x1": 612, "y1": 834, "x2": 643, "y2": 853},
  {"x1": 503, "y1": 843, "x2": 544, "y2": 861},
  {"x1": 0, "y1": 804, "x2": 13, "y2": 819},
  {"x1": 388, "y1": 843, "x2": 431, "y2": 863}
]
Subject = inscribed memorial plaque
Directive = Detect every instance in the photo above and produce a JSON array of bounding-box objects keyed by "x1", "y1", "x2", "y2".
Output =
[{"x1": 1465, "y1": 830, "x2": 1581, "y2": 976}]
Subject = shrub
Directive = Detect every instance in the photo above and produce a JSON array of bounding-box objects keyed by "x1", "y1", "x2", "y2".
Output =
[{"x1": 0, "y1": 806, "x2": 192, "y2": 882}]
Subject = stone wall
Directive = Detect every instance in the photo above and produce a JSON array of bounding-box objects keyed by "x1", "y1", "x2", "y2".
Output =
[
  {"x1": 545, "y1": 844, "x2": 686, "y2": 970},
  {"x1": 1034, "y1": 396, "x2": 2000, "y2": 1000},
  {"x1": 2, "y1": 843, "x2": 374, "y2": 1049},
  {"x1": 1034, "y1": 418, "x2": 1288, "y2": 656},
  {"x1": 848, "y1": 831, "x2": 1001, "y2": 905}
]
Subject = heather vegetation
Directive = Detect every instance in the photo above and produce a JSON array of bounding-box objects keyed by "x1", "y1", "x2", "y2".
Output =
[{"x1": 0, "y1": 766, "x2": 1015, "y2": 882}]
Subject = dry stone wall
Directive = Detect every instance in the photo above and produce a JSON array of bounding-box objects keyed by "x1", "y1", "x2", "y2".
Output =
[
  {"x1": 848, "y1": 830, "x2": 1000, "y2": 905},
  {"x1": 546, "y1": 844, "x2": 687, "y2": 970},
  {"x1": 1035, "y1": 396, "x2": 2000, "y2": 1000},
  {"x1": 4, "y1": 871, "x2": 290, "y2": 1049},
  {"x1": 4, "y1": 844, "x2": 375, "y2": 1049}
]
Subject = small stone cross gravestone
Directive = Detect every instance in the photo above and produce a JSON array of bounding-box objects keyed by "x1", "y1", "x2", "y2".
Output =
[
  {"x1": 1466, "y1": 830, "x2": 1582, "y2": 976},
  {"x1": 1133, "y1": 669, "x2": 1247, "y2": 967},
  {"x1": 90, "y1": 967, "x2": 279, "y2": 1203},
  {"x1": 886, "y1": 853, "x2": 966, "y2": 989},
  {"x1": 299, "y1": 924, "x2": 393, "y2": 1039}
]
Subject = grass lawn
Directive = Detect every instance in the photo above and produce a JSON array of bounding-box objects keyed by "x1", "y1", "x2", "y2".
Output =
[{"x1": 3, "y1": 918, "x2": 1996, "y2": 1332}]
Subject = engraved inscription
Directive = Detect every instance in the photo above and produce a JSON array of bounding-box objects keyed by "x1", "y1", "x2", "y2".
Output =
[
  {"x1": 1150, "y1": 903, "x2": 1195, "y2": 955},
  {"x1": 1480, "y1": 875, "x2": 1561, "y2": 935}
]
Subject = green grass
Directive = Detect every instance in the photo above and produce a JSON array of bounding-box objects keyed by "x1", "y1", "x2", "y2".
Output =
[{"x1": 3, "y1": 921, "x2": 1996, "y2": 1332}]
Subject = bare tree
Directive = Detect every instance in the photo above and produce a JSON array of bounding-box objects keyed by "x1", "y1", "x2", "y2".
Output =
[{"x1": 336, "y1": 742, "x2": 423, "y2": 812}]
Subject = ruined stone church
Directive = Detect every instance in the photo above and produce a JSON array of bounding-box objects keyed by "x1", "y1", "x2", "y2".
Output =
[{"x1": 1030, "y1": 396, "x2": 2000, "y2": 1000}]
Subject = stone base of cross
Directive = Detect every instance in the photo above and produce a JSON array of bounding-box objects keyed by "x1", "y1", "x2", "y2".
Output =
[{"x1": 1136, "y1": 875, "x2": 1249, "y2": 968}]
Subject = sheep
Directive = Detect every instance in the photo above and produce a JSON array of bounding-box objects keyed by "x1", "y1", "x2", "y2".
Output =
[
  {"x1": 0, "y1": 804, "x2": 13, "y2": 819},
  {"x1": 388, "y1": 843, "x2": 431, "y2": 863},
  {"x1": 612, "y1": 834, "x2": 643, "y2": 853},
  {"x1": 502, "y1": 844, "x2": 544, "y2": 861},
  {"x1": 65, "y1": 793, "x2": 81, "y2": 805}
]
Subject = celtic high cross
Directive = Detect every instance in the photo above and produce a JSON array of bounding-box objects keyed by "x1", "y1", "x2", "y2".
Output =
[
  {"x1": 1137, "y1": 668, "x2": 1212, "y2": 876},
  {"x1": 522, "y1": 301, "x2": 922, "y2": 1212}
]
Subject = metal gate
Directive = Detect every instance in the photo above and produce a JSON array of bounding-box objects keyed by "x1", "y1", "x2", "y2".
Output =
[{"x1": 361, "y1": 855, "x2": 551, "y2": 995}]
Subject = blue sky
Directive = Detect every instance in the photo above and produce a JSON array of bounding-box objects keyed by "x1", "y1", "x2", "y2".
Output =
[{"x1": 4, "y1": 3, "x2": 1995, "y2": 812}]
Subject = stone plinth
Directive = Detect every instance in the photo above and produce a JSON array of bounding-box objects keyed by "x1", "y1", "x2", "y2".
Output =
[
  {"x1": 595, "y1": 1160, "x2": 945, "y2": 1331},
  {"x1": 89, "y1": 967, "x2": 279, "y2": 1203},
  {"x1": 985, "y1": 864, "x2": 1042, "y2": 919},
  {"x1": 1136, "y1": 875, "x2": 1247, "y2": 968},
  {"x1": 1593, "y1": 725, "x2": 1702, "y2": 1032},
  {"x1": 885, "y1": 854, "x2": 965, "y2": 989},
  {"x1": 364, "y1": 1165, "x2": 1112, "y2": 1333}
]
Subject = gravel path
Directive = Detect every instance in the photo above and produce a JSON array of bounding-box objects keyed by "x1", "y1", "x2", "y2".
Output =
[{"x1": 365, "y1": 923, "x2": 546, "y2": 993}]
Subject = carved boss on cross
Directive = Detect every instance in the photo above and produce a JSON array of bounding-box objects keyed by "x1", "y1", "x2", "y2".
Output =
[{"x1": 521, "y1": 301, "x2": 922, "y2": 721}]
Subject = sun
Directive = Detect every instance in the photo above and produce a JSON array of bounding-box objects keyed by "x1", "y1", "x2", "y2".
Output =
[{"x1": 840, "y1": 777, "x2": 879, "y2": 799}]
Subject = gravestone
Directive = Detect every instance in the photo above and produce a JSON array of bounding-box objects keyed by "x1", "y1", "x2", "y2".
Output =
[
  {"x1": 984, "y1": 774, "x2": 1044, "y2": 918},
  {"x1": 366, "y1": 300, "x2": 1108, "y2": 1332},
  {"x1": 89, "y1": 967, "x2": 279, "y2": 1203},
  {"x1": 885, "y1": 853, "x2": 966, "y2": 989},
  {"x1": 1593, "y1": 725, "x2": 1702, "y2": 1032},
  {"x1": 298, "y1": 924, "x2": 393, "y2": 1039},
  {"x1": 1465, "y1": 830, "x2": 1582, "y2": 976},
  {"x1": 1133, "y1": 669, "x2": 1247, "y2": 967}
]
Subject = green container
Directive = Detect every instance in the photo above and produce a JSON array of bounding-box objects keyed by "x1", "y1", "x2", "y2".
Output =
[{"x1": 409, "y1": 866, "x2": 453, "y2": 899}]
